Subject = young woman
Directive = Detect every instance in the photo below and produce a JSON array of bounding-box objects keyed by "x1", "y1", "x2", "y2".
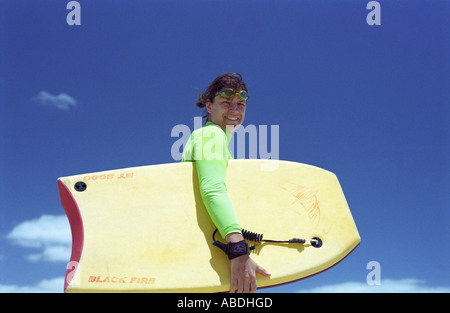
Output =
[{"x1": 181, "y1": 73, "x2": 271, "y2": 293}]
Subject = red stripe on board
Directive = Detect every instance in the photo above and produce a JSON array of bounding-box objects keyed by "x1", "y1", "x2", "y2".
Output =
[{"x1": 58, "y1": 179, "x2": 84, "y2": 291}]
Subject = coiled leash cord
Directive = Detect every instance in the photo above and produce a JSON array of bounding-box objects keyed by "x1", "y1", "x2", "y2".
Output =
[
  {"x1": 212, "y1": 228, "x2": 322, "y2": 259},
  {"x1": 241, "y1": 229, "x2": 323, "y2": 248}
]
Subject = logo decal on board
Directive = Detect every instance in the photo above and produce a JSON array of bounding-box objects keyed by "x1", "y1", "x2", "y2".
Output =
[{"x1": 282, "y1": 183, "x2": 320, "y2": 226}]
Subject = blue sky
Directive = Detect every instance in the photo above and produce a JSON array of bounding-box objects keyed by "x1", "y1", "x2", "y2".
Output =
[{"x1": 1, "y1": 0, "x2": 449, "y2": 293}]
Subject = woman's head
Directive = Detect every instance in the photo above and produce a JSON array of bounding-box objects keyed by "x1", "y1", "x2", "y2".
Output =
[{"x1": 196, "y1": 73, "x2": 249, "y2": 132}]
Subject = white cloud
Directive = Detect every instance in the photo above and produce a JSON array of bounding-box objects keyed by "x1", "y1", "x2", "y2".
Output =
[
  {"x1": 6, "y1": 215, "x2": 71, "y2": 263},
  {"x1": 33, "y1": 91, "x2": 77, "y2": 110},
  {"x1": 0, "y1": 277, "x2": 64, "y2": 293},
  {"x1": 295, "y1": 278, "x2": 450, "y2": 293}
]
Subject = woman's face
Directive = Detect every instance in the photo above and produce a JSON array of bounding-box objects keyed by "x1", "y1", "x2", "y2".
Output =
[{"x1": 206, "y1": 90, "x2": 246, "y2": 132}]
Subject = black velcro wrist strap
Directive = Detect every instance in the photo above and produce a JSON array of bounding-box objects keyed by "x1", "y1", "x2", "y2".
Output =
[
  {"x1": 226, "y1": 240, "x2": 250, "y2": 260},
  {"x1": 212, "y1": 229, "x2": 251, "y2": 260}
]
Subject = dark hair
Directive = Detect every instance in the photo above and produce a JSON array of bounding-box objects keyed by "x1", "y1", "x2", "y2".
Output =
[{"x1": 195, "y1": 73, "x2": 249, "y2": 121}]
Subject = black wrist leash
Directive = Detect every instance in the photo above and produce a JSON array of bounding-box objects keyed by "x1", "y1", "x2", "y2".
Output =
[
  {"x1": 212, "y1": 228, "x2": 323, "y2": 259},
  {"x1": 212, "y1": 229, "x2": 254, "y2": 260}
]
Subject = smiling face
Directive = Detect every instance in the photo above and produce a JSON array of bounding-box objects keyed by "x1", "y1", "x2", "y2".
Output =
[{"x1": 206, "y1": 91, "x2": 246, "y2": 132}]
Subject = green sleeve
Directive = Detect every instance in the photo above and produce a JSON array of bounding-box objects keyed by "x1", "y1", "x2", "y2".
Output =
[{"x1": 182, "y1": 123, "x2": 241, "y2": 238}]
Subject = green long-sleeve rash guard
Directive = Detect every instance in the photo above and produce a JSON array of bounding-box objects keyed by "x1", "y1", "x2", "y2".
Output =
[{"x1": 181, "y1": 121, "x2": 242, "y2": 238}]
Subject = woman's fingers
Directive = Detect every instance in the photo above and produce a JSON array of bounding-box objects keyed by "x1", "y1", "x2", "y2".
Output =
[{"x1": 229, "y1": 255, "x2": 270, "y2": 293}]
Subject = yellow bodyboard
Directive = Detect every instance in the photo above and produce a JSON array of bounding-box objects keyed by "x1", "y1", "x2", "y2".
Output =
[{"x1": 58, "y1": 160, "x2": 360, "y2": 292}]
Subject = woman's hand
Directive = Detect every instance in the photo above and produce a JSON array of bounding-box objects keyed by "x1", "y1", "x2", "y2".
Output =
[
  {"x1": 229, "y1": 254, "x2": 271, "y2": 293},
  {"x1": 226, "y1": 232, "x2": 271, "y2": 293}
]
